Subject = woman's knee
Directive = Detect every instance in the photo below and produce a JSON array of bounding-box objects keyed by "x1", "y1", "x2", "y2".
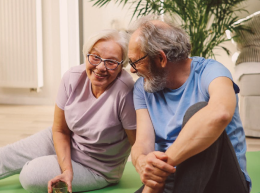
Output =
[
  {"x1": 20, "y1": 155, "x2": 61, "y2": 193},
  {"x1": 0, "y1": 146, "x2": 20, "y2": 178}
]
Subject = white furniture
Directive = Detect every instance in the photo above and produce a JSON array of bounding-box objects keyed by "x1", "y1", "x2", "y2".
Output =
[
  {"x1": 237, "y1": 71, "x2": 260, "y2": 137},
  {"x1": 234, "y1": 12, "x2": 260, "y2": 137}
]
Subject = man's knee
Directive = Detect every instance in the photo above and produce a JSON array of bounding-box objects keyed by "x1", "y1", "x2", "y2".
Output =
[{"x1": 182, "y1": 102, "x2": 208, "y2": 128}]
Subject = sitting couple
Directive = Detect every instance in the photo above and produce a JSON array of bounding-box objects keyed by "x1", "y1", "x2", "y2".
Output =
[{"x1": 0, "y1": 16, "x2": 251, "y2": 193}]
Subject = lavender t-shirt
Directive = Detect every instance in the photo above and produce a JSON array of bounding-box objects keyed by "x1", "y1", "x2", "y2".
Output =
[{"x1": 56, "y1": 64, "x2": 136, "y2": 183}]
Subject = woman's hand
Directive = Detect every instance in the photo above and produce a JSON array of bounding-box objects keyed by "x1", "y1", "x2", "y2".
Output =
[
  {"x1": 51, "y1": 105, "x2": 73, "y2": 192},
  {"x1": 48, "y1": 169, "x2": 73, "y2": 193}
]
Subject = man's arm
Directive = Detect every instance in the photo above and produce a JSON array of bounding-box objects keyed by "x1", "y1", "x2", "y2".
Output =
[
  {"x1": 131, "y1": 109, "x2": 155, "y2": 169},
  {"x1": 131, "y1": 109, "x2": 175, "y2": 192},
  {"x1": 165, "y1": 77, "x2": 237, "y2": 166}
]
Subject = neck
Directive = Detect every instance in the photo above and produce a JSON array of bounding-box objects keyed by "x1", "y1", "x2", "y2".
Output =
[
  {"x1": 91, "y1": 86, "x2": 105, "y2": 98},
  {"x1": 91, "y1": 76, "x2": 118, "y2": 98},
  {"x1": 165, "y1": 58, "x2": 192, "y2": 90}
]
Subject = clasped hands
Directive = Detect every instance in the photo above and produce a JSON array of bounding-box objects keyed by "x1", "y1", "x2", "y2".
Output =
[{"x1": 137, "y1": 151, "x2": 176, "y2": 192}]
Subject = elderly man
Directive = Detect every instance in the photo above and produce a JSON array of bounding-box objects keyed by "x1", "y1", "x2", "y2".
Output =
[{"x1": 128, "y1": 17, "x2": 251, "y2": 193}]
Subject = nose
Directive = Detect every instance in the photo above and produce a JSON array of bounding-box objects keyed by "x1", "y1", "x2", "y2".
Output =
[
  {"x1": 130, "y1": 66, "x2": 137, "y2": 73},
  {"x1": 96, "y1": 61, "x2": 107, "y2": 71}
]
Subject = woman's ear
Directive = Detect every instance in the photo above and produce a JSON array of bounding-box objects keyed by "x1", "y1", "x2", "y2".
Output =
[{"x1": 158, "y1": 50, "x2": 167, "y2": 68}]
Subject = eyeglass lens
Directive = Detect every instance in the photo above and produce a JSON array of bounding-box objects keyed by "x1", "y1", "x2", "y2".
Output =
[
  {"x1": 129, "y1": 54, "x2": 147, "y2": 71},
  {"x1": 129, "y1": 61, "x2": 137, "y2": 70},
  {"x1": 88, "y1": 54, "x2": 119, "y2": 70}
]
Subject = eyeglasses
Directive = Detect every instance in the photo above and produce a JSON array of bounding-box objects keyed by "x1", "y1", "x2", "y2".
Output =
[
  {"x1": 87, "y1": 54, "x2": 123, "y2": 70},
  {"x1": 129, "y1": 54, "x2": 148, "y2": 71}
]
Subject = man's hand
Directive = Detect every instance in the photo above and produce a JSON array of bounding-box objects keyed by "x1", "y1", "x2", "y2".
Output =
[{"x1": 137, "y1": 151, "x2": 176, "y2": 189}]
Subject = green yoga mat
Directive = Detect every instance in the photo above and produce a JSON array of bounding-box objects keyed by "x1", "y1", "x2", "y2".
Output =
[
  {"x1": 247, "y1": 151, "x2": 260, "y2": 193},
  {"x1": 0, "y1": 152, "x2": 259, "y2": 193}
]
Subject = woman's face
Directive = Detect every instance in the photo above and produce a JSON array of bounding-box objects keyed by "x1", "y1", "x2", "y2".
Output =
[{"x1": 86, "y1": 39, "x2": 123, "y2": 94}]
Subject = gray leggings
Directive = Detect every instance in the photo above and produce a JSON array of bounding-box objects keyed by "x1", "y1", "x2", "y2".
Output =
[{"x1": 0, "y1": 127, "x2": 109, "y2": 193}]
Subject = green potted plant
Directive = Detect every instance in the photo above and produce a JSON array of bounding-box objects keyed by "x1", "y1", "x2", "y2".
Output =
[{"x1": 90, "y1": 0, "x2": 251, "y2": 59}]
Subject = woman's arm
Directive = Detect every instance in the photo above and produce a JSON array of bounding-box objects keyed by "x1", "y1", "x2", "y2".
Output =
[
  {"x1": 48, "y1": 105, "x2": 73, "y2": 193},
  {"x1": 124, "y1": 129, "x2": 136, "y2": 146}
]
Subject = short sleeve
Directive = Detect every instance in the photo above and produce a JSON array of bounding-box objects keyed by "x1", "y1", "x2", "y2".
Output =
[
  {"x1": 56, "y1": 70, "x2": 71, "y2": 110},
  {"x1": 119, "y1": 89, "x2": 136, "y2": 130},
  {"x1": 200, "y1": 60, "x2": 240, "y2": 99},
  {"x1": 133, "y1": 78, "x2": 147, "y2": 110}
]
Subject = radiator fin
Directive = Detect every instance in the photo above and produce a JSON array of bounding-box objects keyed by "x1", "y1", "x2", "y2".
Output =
[{"x1": 0, "y1": 0, "x2": 43, "y2": 88}]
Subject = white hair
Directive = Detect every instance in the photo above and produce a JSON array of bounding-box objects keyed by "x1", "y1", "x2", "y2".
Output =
[
  {"x1": 129, "y1": 15, "x2": 191, "y2": 62},
  {"x1": 82, "y1": 29, "x2": 130, "y2": 67}
]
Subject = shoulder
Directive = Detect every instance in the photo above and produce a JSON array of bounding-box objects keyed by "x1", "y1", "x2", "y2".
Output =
[
  {"x1": 61, "y1": 64, "x2": 87, "y2": 92},
  {"x1": 202, "y1": 58, "x2": 231, "y2": 77},
  {"x1": 191, "y1": 57, "x2": 228, "y2": 74},
  {"x1": 191, "y1": 56, "x2": 221, "y2": 68},
  {"x1": 205, "y1": 58, "x2": 225, "y2": 67},
  {"x1": 116, "y1": 69, "x2": 135, "y2": 92},
  {"x1": 62, "y1": 64, "x2": 86, "y2": 81},
  {"x1": 197, "y1": 58, "x2": 239, "y2": 96},
  {"x1": 133, "y1": 77, "x2": 144, "y2": 91},
  {"x1": 192, "y1": 57, "x2": 232, "y2": 79},
  {"x1": 201, "y1": 58, "x2": 226, "y2": 69},
  {"x1": 134, "y1": 77, "x2": 144, "y2": 90},
  {"x1": 133, "y1": 77, "x2": 146, "y2": 99},
  {"x1": 135, "y1": 77, "x2": 143, "y2": 85},
  {"x1": 69, "y1": 63, "x2": 86, "y2": 74}
]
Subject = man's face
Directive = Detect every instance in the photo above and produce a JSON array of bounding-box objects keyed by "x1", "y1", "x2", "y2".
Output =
[
  {"x1": 144, "y1": 59, "x2": 167, "y2": 93},
  {"x1": 128, "y1": 35, "x2": 167, "y2": 93}
]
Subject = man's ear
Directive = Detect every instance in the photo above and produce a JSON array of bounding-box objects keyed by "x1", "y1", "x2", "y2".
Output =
[{"x1": 158, "y1": 50, "x2": 167, "y2": 68}]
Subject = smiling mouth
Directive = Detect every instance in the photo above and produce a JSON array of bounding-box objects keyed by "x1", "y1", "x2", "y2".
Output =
[{"x1": 93, "y1": 71, "x2": 107, "y2": 78}]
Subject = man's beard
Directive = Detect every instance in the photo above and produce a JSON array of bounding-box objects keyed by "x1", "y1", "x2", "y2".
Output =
[{"x1": 138, "y1": 60, "x2": 167, "y2": 93}]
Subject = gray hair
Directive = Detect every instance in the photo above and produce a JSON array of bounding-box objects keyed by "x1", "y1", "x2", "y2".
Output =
[
  {"x1": 82, "y1": 29, "x2": 130, "y2": 67},
  {"x1": 129, "y1": 15, "x2": 191, "y2": 62}
]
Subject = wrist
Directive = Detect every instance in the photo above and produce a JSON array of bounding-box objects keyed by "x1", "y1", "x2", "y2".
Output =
[
  {"x1": 143, "y1": 185, "x2": 164, "y2": 193},
  {"x1": 135, "y1": 154, "x2": 145, "y2": 173},
  {"x1": 62, "y1": 168, "x2": 73, "y2": 174},
  {"x1": 165, "y1": 148, "x2": 177, "y2": 167}
]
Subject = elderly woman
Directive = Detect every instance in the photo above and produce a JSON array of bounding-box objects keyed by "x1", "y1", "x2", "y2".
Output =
[{"x1": 0, "y1": 29, "x2": 136, "y2": 193}]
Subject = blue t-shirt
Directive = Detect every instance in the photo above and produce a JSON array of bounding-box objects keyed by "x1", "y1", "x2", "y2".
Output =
[{"x1": 133, "y1": 56, "x2": 251, "y2": 186}]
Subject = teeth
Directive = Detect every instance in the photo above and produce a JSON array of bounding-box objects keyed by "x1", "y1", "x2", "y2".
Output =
[{"x1": 94, "y1": 71, "x2": 106, "y2": 77}]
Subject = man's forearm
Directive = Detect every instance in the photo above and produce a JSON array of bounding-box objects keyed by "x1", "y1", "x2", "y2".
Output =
[
  {"x1": 131, "y1": 143, "x2": 152, "y2": 173},
  {"x1": 165, "y1": 105, "x2": 232, "y2": 167}
]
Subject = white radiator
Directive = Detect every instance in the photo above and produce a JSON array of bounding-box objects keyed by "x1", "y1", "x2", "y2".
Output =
[{"x1": 0, "y1": 0, "x2": 43, "y2": 88}]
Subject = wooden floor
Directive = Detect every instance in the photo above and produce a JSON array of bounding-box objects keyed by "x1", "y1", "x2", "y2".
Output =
[
  {"x1": 0, "y1": 104, "x2": 260, "y2": 152},
  {"x1": 0, "y1": 105, "x2": 54, "y2": 147}
]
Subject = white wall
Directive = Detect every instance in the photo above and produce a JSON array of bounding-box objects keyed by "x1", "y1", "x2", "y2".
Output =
[
  {"x1": 0, "y1": 0, "x2": 134, "y2": 105},
  {"x1": 0, "y1": 0, "x2": 61, "y2": 105},
  {"x1": 0, "y1": 0, "x2": 259, "y2": 105},
  {"x1": 0, "y1": 0, "x2": 80, "y2": 105},
  {"x1": 82, "y1": 1, "x2": 134, "y2": 44}
]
